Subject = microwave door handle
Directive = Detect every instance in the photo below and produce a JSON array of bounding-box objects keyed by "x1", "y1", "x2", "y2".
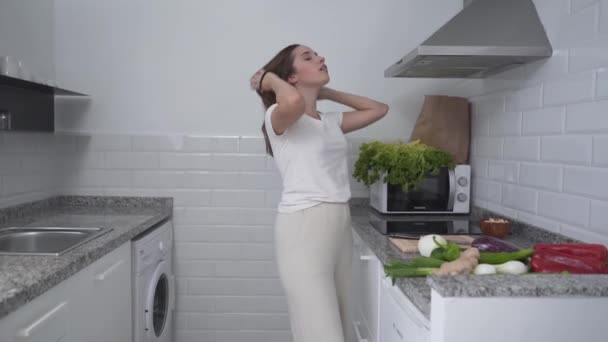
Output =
[{"x1": 447, "y1": 168, "x2": 456, "y2": 210}]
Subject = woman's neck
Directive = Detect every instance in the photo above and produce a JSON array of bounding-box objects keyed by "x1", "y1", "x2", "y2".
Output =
[{"x1": 297, "y1": 86, "x2": 320, "y2": 117}]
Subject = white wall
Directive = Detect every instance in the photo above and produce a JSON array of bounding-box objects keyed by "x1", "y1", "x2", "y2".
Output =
[
  {"x1": 54, "y1": 0, "x2": 462, "y2": 138},
  {"x1": 0, "y1": 1, "x2": 58, "y2": 207},
  {"x1": 0, "y1": 0, "x2": 55, "y2": 82},
  {"x1": 450, "y1": 0, "x2": 608, "y2": 244}
]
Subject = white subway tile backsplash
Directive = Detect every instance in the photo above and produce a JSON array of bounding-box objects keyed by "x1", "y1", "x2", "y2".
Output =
[
  {"x1": 176, "y1": 331, "x2": 216, "y2": 342},
  {"x1": 593, "y1": 136, "x2": 608, "y2": 165},
  {"x1": 214, "y1": 296, "x2": 286, "y2": 313},
  {"x1": 489, "y1": 112, "x2": 522, "y2": 136},
  {"x1": 522, "y1": 107, "x2": 565, "y2": 135},
  {"x1": 132, "y1": 135, "x2": 183, "y2": 152},
  {"x1": 183, "y1": 135, "x2": 239, "y2": 153},
  {"x1": 216, "y1": 331, "x2": 292, "y2": 342},
  {"x1": 538, "y1": 191, "x2": 590, "y2": 226},
  {"x1": 571, "y1": 0, "x2": 599, "y2": 12},
  {"x1": 472, "y1": 113, "x2": 490, "y2": 137},
  {"x1": 475, "y1": 138, "x2": 503, "y2": 159},
  {"x1": 188, "y1": 278, "x2": 284, "y2": 296},
  {"x1": 524, "y1": 50, "x2": 569, "y2": 82},
  {"x1": 463, "y1": 0, "x2": 608, "y2": 262},
  {"x1": 543, "y1": 71, "x2": 595, "y2": 105},
  {"x1": 560, "y1": 224, "x2": 608, "y2": 243},
  {"x1": 214, "y1": 262, "x2": 279, "y2": 278},
  {"x1": 519, "y1": 163, "x2": 562, "y2": 191},
  {"x1": 556, "y1": 4, "x2": 598, "y2": 47},
  {"x1": 238, "y1": 173, "x2": 282, "y2": 190},
  {"x1": 175, "y1": 243, "x2": 274, "y2": 261},
  {"x1": 569, "y1": 46, "x2": 608, "y2": 72},
  {"x1": 175, "y1": 295, "x2": 215, "y2": 312},
  {"x1": 183, "y1": 172, "x2": 240, "y2": 189},
  {"x1": 79, "y1": 134, "x2": 131, "y2": 151},
  {"x1": 187, "y1": 313, "x2": 289, "y2": 331},
  {"x1": 472, "y1": 179, "x2": 502, "y2": 203},
  {"x1": 471, "y1": 159, "x2": 489, "y2": 178},
  {"x1": 563, "y1": 166, "x2": 608, "y2": 200},
  {"x1": 505, "y1": 85, "x2": 542, "y2": 111},
  {"x1": 597, "y1": 68, "x2": 608, "y2": 99},
  {"x1": 600, "y1": 0, "x2": 608, "y2": 33},
  {"x1": 239, "y1": 136, "x2": 267, "y2": 154},
  {"x1": 590, "y1": 200, "x2": 608, "y2": 233},
  {"x1": 105, "y1": 152, "x2": 159, "y2": 169},
  {"x1": 470, "y1": 94, "x2": 505, "y2": 115},
  {"x1": 516, "y1": 212, "x2": 561, "y2": 233},
  {"x1": 159, "y1": 153, "x2": 211, "y2": 170},
  {"x1": 541, "y1": 136, "x2": 592, "y2": 164},
  {"x1": 132, "y1": 171, "x2": 186, "y2": 188},
  {"x1": 0, "y1": 155, "x2": 22, "y2": 175},
  {"x1": 209, "y1": 154, "x2": 267, "y2": 172},
  {"x1": 174, "y1": 208, "x2": 237, "y2": 225},
  {"x1": 488, "y1": 161, "x2": 519, "y2": 183},
  {"x1": 565, "y1": 100, "x2": 608, "y2": 133},
  {"x1": 175, "y1": 261, "x2": 216, "y2": 277},
  {"x1": 504, "y1": 137, "x2": 540, "y2": 161},
  {"x1": 211, "y1": 190, "x2": 266, "y2": 208},
  {"x1": 502, "y1": 185, "x2": 537, "y2": 213},
  {"x1": 174, "y1": 226, "x2": 273, "y2": 243}
]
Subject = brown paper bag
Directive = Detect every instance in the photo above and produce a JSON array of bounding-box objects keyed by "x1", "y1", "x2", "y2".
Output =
[{"x1": 410, "y1": 95, "x2": 471, "y2": 164}]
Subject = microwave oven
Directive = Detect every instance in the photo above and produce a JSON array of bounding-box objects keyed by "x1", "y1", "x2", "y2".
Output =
[{"x1": 369, "y1": 164, "x2": 470, "y2": 214}]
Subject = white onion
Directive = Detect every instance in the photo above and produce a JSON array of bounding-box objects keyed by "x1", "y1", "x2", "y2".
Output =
[
  {"x1": 474, "y1": 264, "x2": 497, "y2": 275},
  {"x1": 418, "y1": 234, "x2": 447, "y2": 257}
]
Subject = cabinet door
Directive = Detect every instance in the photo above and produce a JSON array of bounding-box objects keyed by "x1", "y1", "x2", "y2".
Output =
[
  {"x1": 0, "y1": 280, "x2": 70, "y2": 342},
  {"x1": 351, "y1": 231, "x2": 381, "y2": 342},
  {"x1": 69, "y1": 242, "x2": 132, "y2": 342},
  {"x1": 379, "y1": 277, "x2": 429, "y2": 342},
  {"x1": 359, "y1": 243, "x2": 381, "y2": 342}
]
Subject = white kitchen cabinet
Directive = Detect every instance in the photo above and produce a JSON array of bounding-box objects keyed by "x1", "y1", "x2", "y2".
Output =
[
  {"x1": 0, "y1": 242, "x2": 132, "y2": 342},
  {"x1": 380, "y1": 276, "x2": 430, "y2": 342},
  {"x1": 351, "y1": 231, "x2": 382, "y2": 342},
  {"x1": 69, "y1": 242, "x2": 132, "y2": 342}
]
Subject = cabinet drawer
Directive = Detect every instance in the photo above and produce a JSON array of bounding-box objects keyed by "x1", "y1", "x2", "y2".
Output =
[
  {"x1": 380, "y1": 278, "x2": 429, "y2": 342},
  {"x1": 13, "y1": 301, "x2": 69, "y2": 342}
]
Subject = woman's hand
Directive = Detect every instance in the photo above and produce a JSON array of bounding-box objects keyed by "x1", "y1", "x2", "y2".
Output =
[
  {"x1": 250, "y1": 69, "x2": 277, "y2": 92},
  {"x1": 250, "y1": 69, "x2": 266, "y2": 91}
]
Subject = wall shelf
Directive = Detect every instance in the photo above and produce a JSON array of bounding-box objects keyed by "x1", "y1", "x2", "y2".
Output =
[{"x1": 0, "y1": 74, "x2": 88, "y2": 97}]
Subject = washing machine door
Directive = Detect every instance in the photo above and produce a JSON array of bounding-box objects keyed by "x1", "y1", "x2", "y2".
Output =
[{"x1": 145, "y1": 260, "x2": 171, "y2": 341}]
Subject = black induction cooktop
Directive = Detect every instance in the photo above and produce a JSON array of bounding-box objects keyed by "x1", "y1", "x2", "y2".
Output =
[{"x1": 368, "y1": 208, "x2": 475, "y2": 239}]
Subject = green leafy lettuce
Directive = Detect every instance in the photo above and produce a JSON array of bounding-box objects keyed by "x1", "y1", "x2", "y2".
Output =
[{"x1": 353, "y1": 140, "x2": 454, "y2": 191}]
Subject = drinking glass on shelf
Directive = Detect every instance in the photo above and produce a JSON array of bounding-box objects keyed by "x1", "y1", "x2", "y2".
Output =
[{"x1": 0, "y1": 56, "x2": 20, "y2": 77}]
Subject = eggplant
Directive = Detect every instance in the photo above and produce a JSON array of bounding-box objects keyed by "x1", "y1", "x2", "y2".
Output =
[{"x1": 471, "y1": 236, "x2": 519, "y2": 252}]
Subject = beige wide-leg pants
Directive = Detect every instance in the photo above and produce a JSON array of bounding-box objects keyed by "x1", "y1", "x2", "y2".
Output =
[{"x1": 274, "y1": 202, "x2": 353, "y2": 342}]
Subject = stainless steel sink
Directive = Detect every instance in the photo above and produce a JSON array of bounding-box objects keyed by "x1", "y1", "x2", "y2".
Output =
[{"x1": 0, "y1": 227, "x2": 113, "y2": 256}]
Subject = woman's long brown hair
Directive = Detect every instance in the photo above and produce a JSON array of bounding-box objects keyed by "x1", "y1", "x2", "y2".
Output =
[{"x1": 257, "y1": 44, "x2": 300, "y2": 157}]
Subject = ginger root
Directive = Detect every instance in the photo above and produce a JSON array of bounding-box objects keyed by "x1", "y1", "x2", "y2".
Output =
[{"x1": 433, "y1": 247, "x2": 480, "y2": 275}]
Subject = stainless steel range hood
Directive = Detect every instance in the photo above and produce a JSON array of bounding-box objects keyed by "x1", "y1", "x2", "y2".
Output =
[{"x1": 385, "y1": 0, "x2": 553, "y2": 79}]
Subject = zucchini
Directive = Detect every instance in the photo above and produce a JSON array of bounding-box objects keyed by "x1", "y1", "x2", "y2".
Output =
[{"x1": 479, "y1": 249, "x2": 534, "y2": 265}]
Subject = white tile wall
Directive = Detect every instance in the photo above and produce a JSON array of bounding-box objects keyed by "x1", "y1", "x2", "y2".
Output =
[
  {"x1": 0, "y1": 131, "x2": 373, "y2": 341},
  {"x1": 465, "y1": 0, "x2": 608, "y2": 244}
]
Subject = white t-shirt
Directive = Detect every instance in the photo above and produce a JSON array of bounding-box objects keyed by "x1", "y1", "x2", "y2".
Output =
[{"x1": 265, "y1": 103, "x2": 351, "y2": 213}]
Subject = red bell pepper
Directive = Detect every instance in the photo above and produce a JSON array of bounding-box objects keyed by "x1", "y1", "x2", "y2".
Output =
[
  {"x1": 531, "y1": 250, "x2": 608, "y2": 274},
  {"x1": 534, "y1": 243, "x2": 608, "y2": 261}
]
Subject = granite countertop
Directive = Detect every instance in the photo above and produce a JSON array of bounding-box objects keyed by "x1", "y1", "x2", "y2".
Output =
[
  {"x1": 0, "y1": 196, "x2": 173, "y2": 319},
  {"x1": 349, "y1": 201, "x2": 608, "y2": 319}
]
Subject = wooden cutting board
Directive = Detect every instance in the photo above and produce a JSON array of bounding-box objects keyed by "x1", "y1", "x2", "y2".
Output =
[{"x1": 389, "y1": 235, "x2": 475, "y2": 254}]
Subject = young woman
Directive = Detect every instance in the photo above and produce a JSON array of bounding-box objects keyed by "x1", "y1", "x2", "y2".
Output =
[{"x1": 250, "y1": 44, "x2": 388, "y2": 342}]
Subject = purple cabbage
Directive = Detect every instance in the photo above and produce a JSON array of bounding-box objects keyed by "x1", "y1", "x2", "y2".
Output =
[{"x1": 472, "y1": 236, "x2": 519, "y2": 252}]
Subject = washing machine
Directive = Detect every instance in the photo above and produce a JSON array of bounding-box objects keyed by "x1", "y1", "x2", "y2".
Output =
[{"x1": 132, "y1": 219, "x2": 175, "y2": 342}]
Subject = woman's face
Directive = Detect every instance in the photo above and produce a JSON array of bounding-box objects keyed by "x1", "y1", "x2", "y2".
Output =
[{"x1": 288, "y1": 45, "x2": 329, "y2": 88}]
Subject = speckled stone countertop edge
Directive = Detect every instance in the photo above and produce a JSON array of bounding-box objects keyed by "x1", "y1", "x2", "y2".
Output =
[
  {"x1": 0, "y1": 196, "x2": 173, "y2": 319},
  {"x1": 348, "y1": 199, "x2": 608, "y2": 318}
]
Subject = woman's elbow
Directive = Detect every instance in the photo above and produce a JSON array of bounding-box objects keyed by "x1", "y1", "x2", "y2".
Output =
[{"x1": 377, "y1": 103, "x2": 389, "y2": 117}]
